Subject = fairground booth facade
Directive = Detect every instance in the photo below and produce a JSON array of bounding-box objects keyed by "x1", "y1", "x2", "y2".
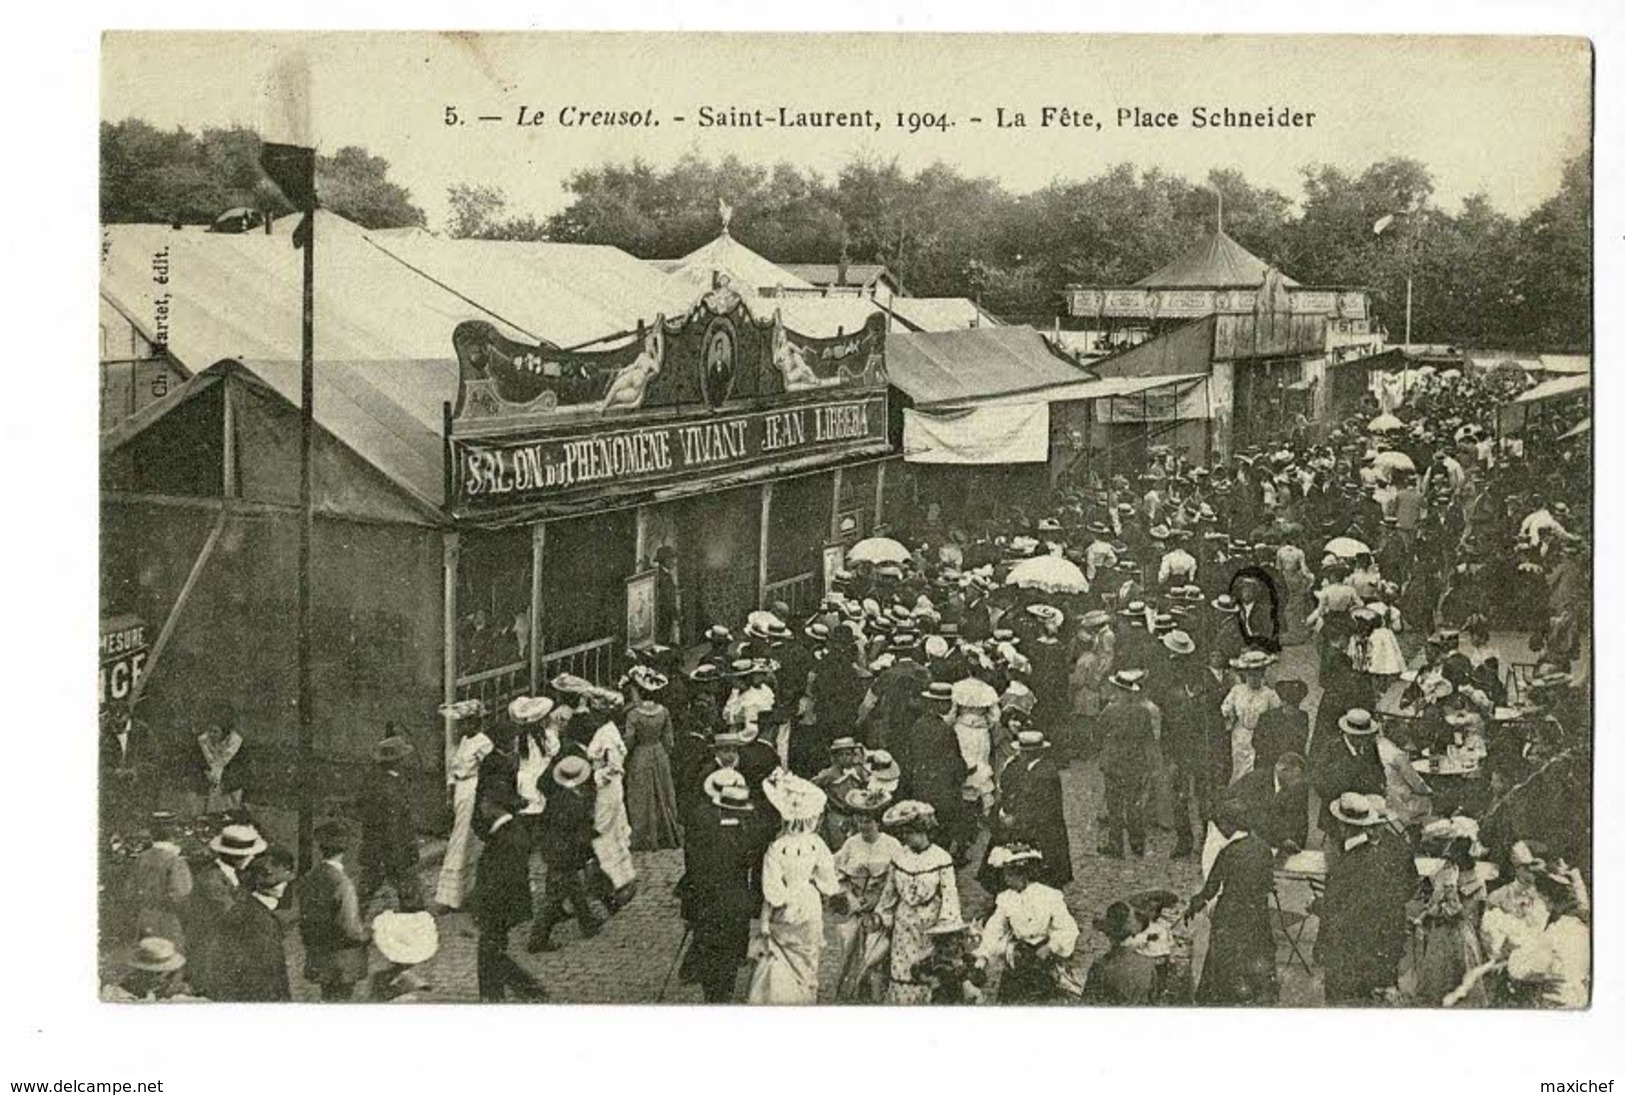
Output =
[{"x1": 100, "y1": 213, "x2": 897, "y2": 812}]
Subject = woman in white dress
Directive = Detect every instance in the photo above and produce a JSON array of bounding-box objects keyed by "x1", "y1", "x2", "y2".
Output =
[
  {"x1": 746, "y1": 772, "x2": 841, "y2": 1004},
  {"x1": 433, "y1": 700, "x2": 493, "y2": 911},
  {"x1": 875, "y1": 800, "x2": 961, "y2": 1004},
  {"x1": 582, "y1": 692, "x2": 639, "y2": 911},
  {"x1": 830, "y1": 787, "x2": 904, "y2": 1002}
]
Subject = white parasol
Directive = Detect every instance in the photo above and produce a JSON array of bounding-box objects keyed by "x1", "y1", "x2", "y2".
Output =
[
  {"x1": 1368, "y1": 413, "x2": 1405, "y2": 433},
  {"x1": 1324, "y1": 536, "x2": 1372, "y2": 558},
  {"x1": 845, "y1": 537, "x2": 912, "y2": 565},
  {"x1": 950, "y1": 677, "x2": 1000, "y2": 708},
  {"x1": 1004, "y1": 555, "x2": 1089, "y2": 595},
  {"x1": 1373, "y1": 451, "x2": 1416, "y2": 475}
]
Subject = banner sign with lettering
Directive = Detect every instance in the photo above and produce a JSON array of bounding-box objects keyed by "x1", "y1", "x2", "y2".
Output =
[
  {"x1": 1067, "y1": 285, "x2": 1368, "y2": 321},
  {"x1": 100, "y1": 614, "x2": 149, "y2": 710},
  {"x1": 451, "y1": 393, "x2": 888, "y2": 510}
]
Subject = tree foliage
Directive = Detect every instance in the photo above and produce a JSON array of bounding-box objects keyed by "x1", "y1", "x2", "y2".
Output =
[{"x1": 100, "y1": 120, "x2": 426, "y2": 229}]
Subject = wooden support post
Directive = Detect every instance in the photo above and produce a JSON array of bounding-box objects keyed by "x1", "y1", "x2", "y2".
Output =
[
  {"x1": 874, "y1": 462, "x2": 888, "y2": 531},
  {"x1": 757, "y1": 482, "x2": 773, "y2": 609},
  {"x1": 529, "y1": 523, "x2": 545, "y2": 694},
  {"x1": 221, "y1": 377, "x2": 237, "y2": 499},
  {"x1": 442, "y1": 531, "x2": 460, "y2": 780},
  {"x1": 829, "y1": 467, "x2": 843, "y2": 540},
  {"x1": 634, "y1": 505, "x2": 650, "y2": 570}
]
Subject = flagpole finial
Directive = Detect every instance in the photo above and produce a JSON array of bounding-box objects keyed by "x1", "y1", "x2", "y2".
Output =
[{"x1": 718, "y1": 198, "x2": 732, "y2": 235}]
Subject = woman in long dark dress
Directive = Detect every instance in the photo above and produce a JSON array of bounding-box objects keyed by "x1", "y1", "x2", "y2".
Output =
[
  {"x1": 622, "y1": 669, "x2": 683, "y2": 850},
  {"x1": 1186, "y1": 800, "x2": 1277, "y2": 1005}
]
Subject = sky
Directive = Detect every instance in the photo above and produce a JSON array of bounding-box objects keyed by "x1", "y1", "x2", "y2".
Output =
[{"x1": 101, "y1": 33, "x2": 1592, "y2": 232}]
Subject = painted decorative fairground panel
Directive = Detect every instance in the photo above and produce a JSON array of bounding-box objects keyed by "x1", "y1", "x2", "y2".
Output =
[{"x1": 445, "y1": 281, "x2": 891, "y2": 515}]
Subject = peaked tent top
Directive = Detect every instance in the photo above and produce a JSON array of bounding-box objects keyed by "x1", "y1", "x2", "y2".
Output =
[
  {"x1": 1134, "y1": 228, "x2": 1300, "y2": 290},
  {"x1": 666, "y1": 232, "x2": 817, "y2": 296}
]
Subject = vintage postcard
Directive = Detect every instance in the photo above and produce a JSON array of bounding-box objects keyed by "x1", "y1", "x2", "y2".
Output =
[{"x1": 98, "y1": 31, "x2": 1592, "y2": 1009}]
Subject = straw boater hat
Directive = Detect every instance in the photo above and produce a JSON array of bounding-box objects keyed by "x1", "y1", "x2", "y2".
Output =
[
  {"x1": 763, "y1": 771, "x2": 828, "y2": 822},
  {"x1": 923, "y1": 635, "x2": 951, "y2": 659},
  {"x1": 688, "y1": 663, "x2": 724, "y2": 684},
  {"x1": 1077, "y1": 609, "x2": 1112, "y2": 631},
  {"x1": 1149, "y1": 524, "x2": 1173, "y2": 540},
  {"x1": 372, "y1": 735, "x2": 416, "y2": 764},
  {"x1": 1210, "y1": 594, "x2": 1240, "y2": 613},
  {"x1": 986, "y1": 842, "x2": 1044, "y2": 869},
  {"x1": 1012, "y1": 729, "x2": 1051, "y2": 752},
  {"x1": 704, "y1": 768, "x2": 752, "y2": 811},
  {"x1": 372, "y1": 910, "x2": 440, "y2": 966},
  {"x1": 991, "y1": 628, "x2": 1020, "y2": 646},
  {"x1": 1109, "y1": 668, "x2": 1147, "y2": 692},
  {"x1": 881, "y1": 799, "x2": 936, "y2": 830},
  {"x1": 1328, "y1": 792, "x2": 1390, "y2": 827},
  {"x1": 704, "y1": 625, "x2": 733, "y2": 644},
  {"x1": 712, "y1": 729, "x2": 748, "y2": 751},
  {"x1": 1337, "y1": 708, "x2": 1378, "y2": 736},
  {"x1": 1160, "y1": 629, "x2": 1196, "y2": 656},
  {"x1": 804, "y1": 622, "x2": 831, "y2": 643},
  {"x1": 508, "y1": 695, "x2": 556, "y2": 726},
  {"x1": 552, "y1": 755, "x2": 592, "y2": 790},
  {"x1": 125, "y1": 937, "x2": 186, "y2": 973},
  {"x1": 1119, "y1": 599, "x2": 1149, "y2": 618},
  {"x1": 920, "y1": 681, "x2": 955, "y2": 705},
  {"x1": 209, "y1": 823, "x2": 268, "y2": 859},
  {"x1": 828, "y1": 735, "x2": 864, "y2": 756},
  {"x1": 1229, "y1": 649, "x2": 1276, "y2": 671}
]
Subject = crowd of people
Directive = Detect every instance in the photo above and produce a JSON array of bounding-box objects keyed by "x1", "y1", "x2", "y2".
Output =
[{"x1": 99, "y1": 364, "x2": 1591, "y2": 1006}]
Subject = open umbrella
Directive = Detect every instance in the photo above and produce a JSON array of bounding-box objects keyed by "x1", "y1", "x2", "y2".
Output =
[
  {"x1": 1324, "y1": 536, "x2": 1372, "y2": 559},
  {"x1": 1004, "y1": 555, "x2": 1089, "y2": 595},
  {"x1": 845, "y1": 537, "x2": 911, "y2": 566},
  {"x1": 1373, "y1": 451, "x2": 1416, "y2": 475},
  {"x1": 1367, "y1": 413, "x2": 1405, "y2": 433},
  {"x1": 950, "y1": 677, "x2": 999, "y2": 708}
]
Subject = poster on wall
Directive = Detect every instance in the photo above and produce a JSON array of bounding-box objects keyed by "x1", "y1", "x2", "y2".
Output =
[
  {"x1": 625, "y1": 569, "x2": 659, "y2": 650},
  {"x1": 821, "y1": 542, "x2": 846, "y2": 593},
  {"x1": 99, "y1": 614, "x2": 148, "y2": 712}
]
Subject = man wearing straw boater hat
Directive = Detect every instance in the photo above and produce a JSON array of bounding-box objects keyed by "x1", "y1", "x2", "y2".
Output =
[
  {"x1": 675, "y1": 768, "x2": 759, "y2": 1002},
  {"x1": 182, "y1": 820, "x2": 267, "y2": 998},
  {"x1": 526, "y1": 755, "x2": 603, "y2": 954},
  {"x1": 1315, "y1": 792, "x2": 1417, "y2": 1005},
  {"x1": 1309, "y1": 707, "x2": 1387, "y2": 835},
  {"x1": 216, "y1": 846, "x2": 297, "y2": 1002},
  {"x1": 1098, "y1": 668, "x2": 1157, "y2": 858}
]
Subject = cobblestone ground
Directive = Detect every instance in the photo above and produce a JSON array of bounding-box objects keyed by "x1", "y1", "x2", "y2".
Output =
[{"x1": 274, "y1": 629, "x2": 1538, "y2": 1005}]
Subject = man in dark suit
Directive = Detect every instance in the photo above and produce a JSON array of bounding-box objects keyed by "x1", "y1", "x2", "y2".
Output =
[
  {"x1": 676, "y1": 768, "x2": 759, "y2": 1002},
  {"x1": 472, "y1": 796, "x2": 549, "y2": 1001},
  {"x1": 1310, "y1": 708, "x2": 1387, "y2": 835},
  {"x1": 296, "y1": 820, "x2": 370, "y2": 1001},
  {"x1": 1314, "y1": 792, "x2": 1417, "y2": 1005},
  {"x1": 527, "y1": 756, "x2": 603, "y2": 952},
  {"x1": 100, "y1": 702, "x2": 154, "y2": 833},
  {"x1": 1252, "y1": 678, "x2": 1310, "y2": 773},
  {"x1": 1220, "y1": 752, "x2": 1310, "y2": 852},
  {"x1": 183, "y1": 822, "x2": 265, "y2": 998},
  {"x1": 216, "y1": 847, "x2": 295, "y2": 1002},
  {"x1": 357, "y1": 734, "x2": 422, "y2": 913},
  {"x1": 891, "y1": 684, "x2": 968, "y2": 857}
]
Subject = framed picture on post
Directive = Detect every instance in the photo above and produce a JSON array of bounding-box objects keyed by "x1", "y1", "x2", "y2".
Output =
[
  {"x1": 625, "y1": 569, "x2": 658, "y2": 651},
  {"x1": 821, "y1": 542, "x2": 846, "y2": 594}
]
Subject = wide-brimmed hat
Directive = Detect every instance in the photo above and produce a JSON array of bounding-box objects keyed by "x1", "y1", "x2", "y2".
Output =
[
  {"x1": 372, "y1": 735, "x2": 416, "y2": 764},
  {"x1": 552, "y1": 756, "x2": 592, "y2": 790},
  {"x1": 437, "y1": 699, "x2": 485, "y2": 721},
  {"x1": 1149, "y1": 524, "x2": 1173, "y2": 540},
  {"x1": 762, "y1": 771, "x2": 828, "y2": 822},
  {"x1": 828, "y1": 735, "x2": 864, "y2": 755},
  {"x1": 209, "y1": 824, "x2": 268, "y2": 859},
  {"x1": 986, "y1": 843, "x2": 1044, "y2": 869},
  {"x1": 704, "y1": 625, "x2": 733, "y2": 644},
  {"x1": 804, "y1": 622, "x2": 832, "y2": 643},
  {"x1": 1109, "y1": 668, "x2": 1147, "y2": 692},
  {"x1": 1337, "y1": 708, "x2": 1378, "y2": 736},
  {"x1": 866, "y1": 749, "x2": 902, "y2": 784},
  {"x1": 842, "y1": 785, "x2": 894, "y2": 815},
  {"x1": 372, "y1": 910, "x2": 439, "y2": 966},
  {"x1": 704, "y1": 768, "x2": 752, "y2": 810},
  {"x1": 626, "y1": 665, "x2": 669, "y2": 694},
  {"x1": 950, "y1": 677, "x2": 1000, "y2": 708},
  {"x1": 1150, "y1": 613, "x2": 1176, "y2": 633},
  {"x1": 688, "y1": 663, "x2": 724, "y2": 684},
  {"x1": 990, "y1": 628, "x2": 1020, "y2": 646},
  {"x1": 881, "y1": 799, "x2": 936, "y2": 830},
  {"x1": 1160, "y1": 630, "x2": 1196, "y2": 655},
  {"x1": 1229, "y1": 649, "x2": 1276, "y2": 671},
  {"x1": 712, "y1": 729, "x2": 748, "y2": 750},
  {"x1": 1026, "y1": 604, "x2": 1064, "y2": 626},
  {"x1": 1119, "y1": 600, "x2": 1149, "y2": 617},
  {"x1": 1329, "y1": 792, "x2": 1390, "y2": 827},
  {"x1": 508, "y1": 695, "x2": 556, "y2": 726},
  {"x1": 1210, "y1": 594, "x2": 1240, "y2": 613},
  {"x1": 1012, "y1": 729, "x2": 1051, "y2": 752},
  {"x1": 923, "y1": 635, "x2": 951, "y2": 659},
  {"x1": 125, "y1": 937, "x2": 186, "y2": 973},
  {"x1": 1077, "y1": 609, "x2": 1112, "y2": 630},
  {"x1": 920, "y1": 681, "x2": 955, "y2": 704}
]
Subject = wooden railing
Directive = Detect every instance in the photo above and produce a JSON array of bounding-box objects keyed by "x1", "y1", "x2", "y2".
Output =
[
  {"x1": 455, "y1": 659, "x2": 528, "y2": 710},
  {"x1": 764, "y1": 571, "x2": 818, "y2": 621},
  {"x1": 539, "y1": 637, "x2": 622, "y2": 688}
]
